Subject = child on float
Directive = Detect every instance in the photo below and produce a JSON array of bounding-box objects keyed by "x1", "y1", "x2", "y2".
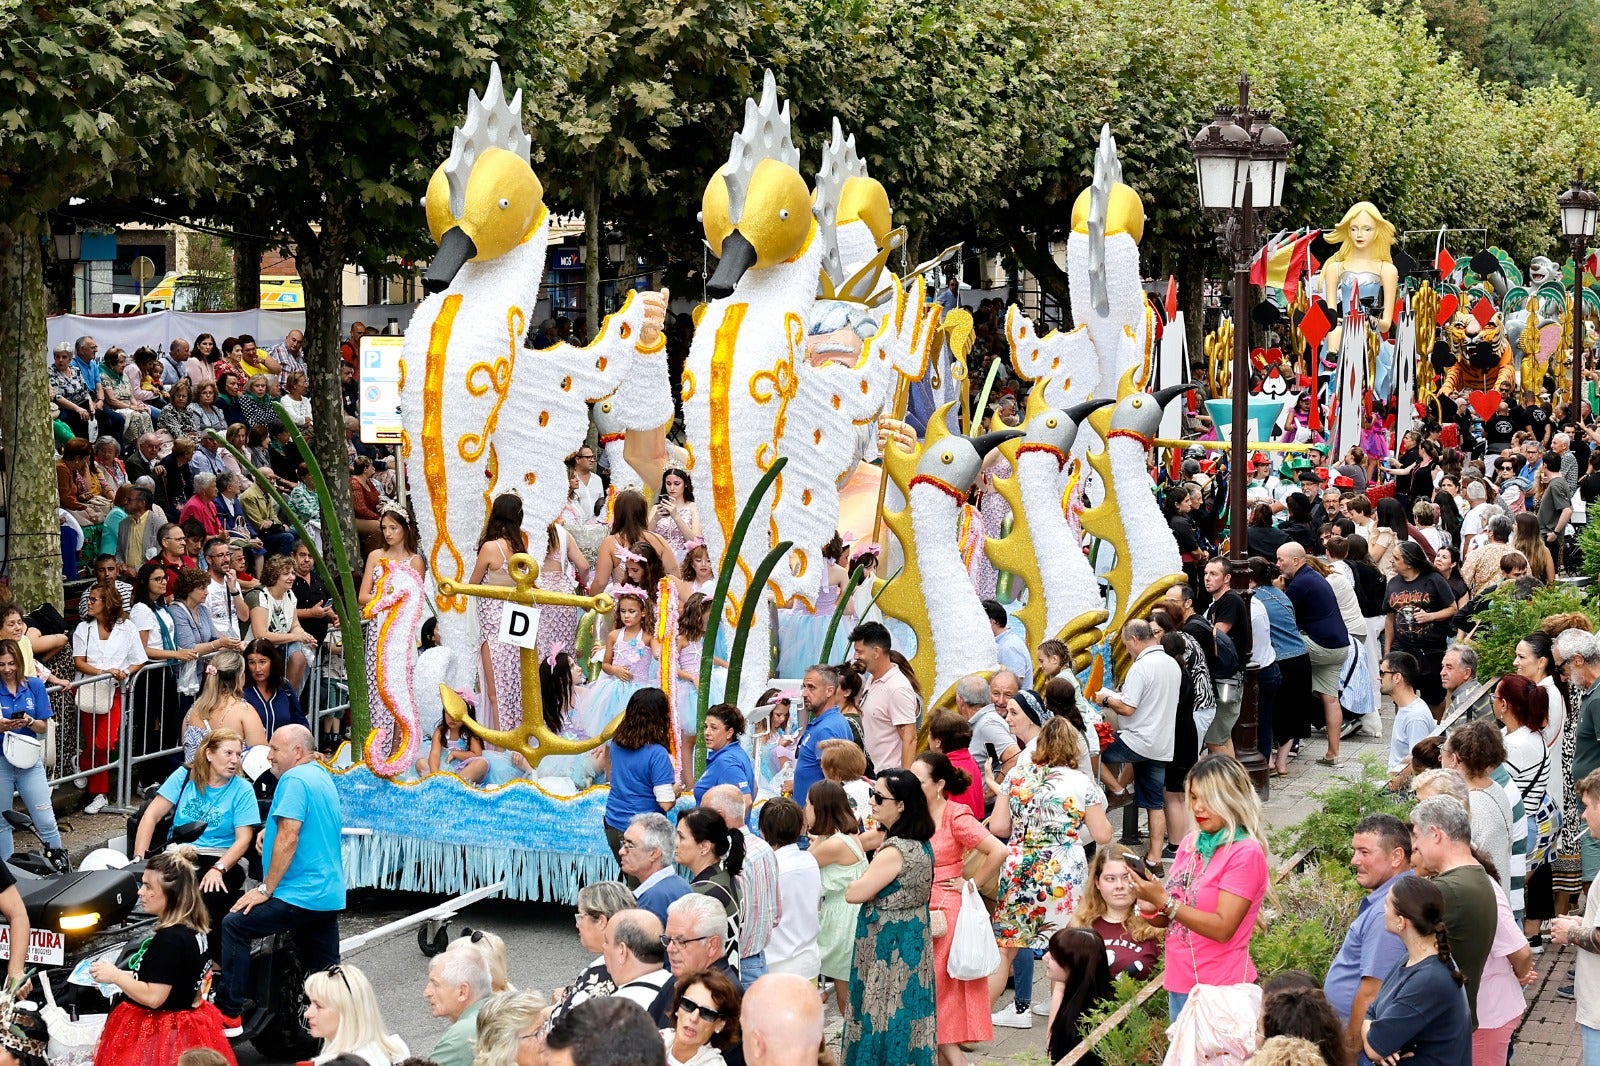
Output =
[
  {"x1": 775, "y1": 533, "x2": 849, "y2": 678},
  {"x1": 674, "y1": 593, "x2": 727, "y2": 782},
  {"x1": 418, "y1": 693, "x2": 489, "y2": 784},
  {"x1": 486, "y1": 649, "x2": 594, "y2": 788},
  {"x1": 571, "y1": 584, "x2": 657, "y2": 740}
]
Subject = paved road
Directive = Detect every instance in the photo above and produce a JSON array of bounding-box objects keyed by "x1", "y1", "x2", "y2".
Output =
[{"x1": 235, "y1": 889, "x2": 585, "y2": 1065}]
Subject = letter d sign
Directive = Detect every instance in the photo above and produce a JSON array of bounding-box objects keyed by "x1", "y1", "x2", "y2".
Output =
[{"x1": 497, "y1": 603, "x2": 542, "y2": 650}]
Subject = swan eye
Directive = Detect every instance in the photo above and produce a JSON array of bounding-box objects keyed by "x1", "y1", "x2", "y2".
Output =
[
  {"x1": 498, "y1": 198, "x2": 510, "y2": 209},
  {"x1": 779, "y1": 209, "x2": 790, "y2": 221},
  {"x1": 941, "y1": 452, "x2": 953, "y2": 465}
]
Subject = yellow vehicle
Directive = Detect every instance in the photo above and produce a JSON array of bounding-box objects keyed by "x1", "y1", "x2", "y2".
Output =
[{"x1": 138, "y1": 273, "x2": 303, "y2": 313}]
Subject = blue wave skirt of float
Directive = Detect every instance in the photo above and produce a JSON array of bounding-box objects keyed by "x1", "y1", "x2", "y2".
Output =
[{"x1": 332, "y1": 764, "x2": 618, "y2": 903}]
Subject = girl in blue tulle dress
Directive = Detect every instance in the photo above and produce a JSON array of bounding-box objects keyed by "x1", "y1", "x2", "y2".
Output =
[
  {"x1": 674, "y1": 593, "x2": 728, "y2": 780},
  {"x1": 572, "y1": 586, "x2": 657, "y2": 740},
  {"x1": 776, "y1": 535, "x2": 851, "y2": 678}
]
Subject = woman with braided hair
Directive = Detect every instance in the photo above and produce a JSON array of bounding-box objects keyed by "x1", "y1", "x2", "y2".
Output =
[{"x1": 1361, "y1": 875, "x2": 1470, "y2": 1066}]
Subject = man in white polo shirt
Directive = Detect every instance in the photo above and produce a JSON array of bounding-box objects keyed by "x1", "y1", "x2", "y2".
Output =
[{"x1": 1093, "y1": 619, "x2": 1181, "y2": 868}]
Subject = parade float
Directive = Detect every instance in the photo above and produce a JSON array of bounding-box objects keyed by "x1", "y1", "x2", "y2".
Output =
[{"x1": 247, "y1": 64, "x2": 1318, "y2": 902}]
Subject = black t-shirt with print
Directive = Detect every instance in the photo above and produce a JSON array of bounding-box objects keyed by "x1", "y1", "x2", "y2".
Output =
[
  {"x1": 1384, "y1": 571, "x2": 1455, "y2": 654},
  {"x1": 1485, "y1": 415, "x2": 1516, "y2": 451},
  {"x1": 135, "y1": 925, "x2": 206, "y2": 1011}
]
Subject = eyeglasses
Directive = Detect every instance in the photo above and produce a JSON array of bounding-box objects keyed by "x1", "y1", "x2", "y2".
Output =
[
  {"x1": 868, "y1": 790, "x2": 889, "y2": 805},
  {"x1": 660, "y1": 934, "x2": 711, "y2": 950},
  {"x1": 678, "y1": 997, "x2": 726, "y2": 1022},
  {"x1": 574, "y1": 911, "x2": 604, "y2": 925},
  {"x1": 325, "y1": 965, "x2": 352, "y2": 994},
  {"x1": 618, "y1": 838, "x2": 640, "y2": 851}
]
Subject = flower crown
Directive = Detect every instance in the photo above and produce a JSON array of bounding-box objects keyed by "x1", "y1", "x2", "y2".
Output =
[
  {"x1": 608, "y1": 583, "x2": 651, "y2": 603},
  {"x1": 682, "y1": 538, "x2": 706, "y2": 553},
  {"x1": 614, "y1": 546, "x2": 645, "y2": 565}
]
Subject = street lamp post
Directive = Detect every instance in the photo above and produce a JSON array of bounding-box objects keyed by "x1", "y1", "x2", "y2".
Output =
[
  {"x1": 1189, "y1": 73, "x2": 1290, "y2": 793},
  {"x1": 1558, "y1": 170, "x2": 1600, "y2": 422}
]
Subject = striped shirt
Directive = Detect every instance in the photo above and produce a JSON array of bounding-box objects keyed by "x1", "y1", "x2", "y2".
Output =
[
  {"x1": 737, "y1": 828, "x2": 781, "y2": 958},
  {"x1": 1488, "y1": 764, "x2": 1528, "y2": 923}
]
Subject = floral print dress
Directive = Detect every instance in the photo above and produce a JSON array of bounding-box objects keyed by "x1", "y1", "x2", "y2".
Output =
[
  {"x1": 993, "y1": 760, "x2": 1104, "y2": 950},
  {"x1": 845, "y1": 836, "x2": 935, "y2": 1066}
]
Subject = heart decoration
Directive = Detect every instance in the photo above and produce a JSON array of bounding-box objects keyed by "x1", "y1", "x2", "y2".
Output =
[
  {"x1": 1467, "y1": 389, "x2": 1502, "y2": 420},
  {"x1": 1435, "y1": 293, "x2": 1459, "y2": 324}
]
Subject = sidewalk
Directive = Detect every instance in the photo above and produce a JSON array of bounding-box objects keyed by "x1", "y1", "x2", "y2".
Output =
[{"x1": 976, "y1": 714, "x2": 1391, "y2": 1064}]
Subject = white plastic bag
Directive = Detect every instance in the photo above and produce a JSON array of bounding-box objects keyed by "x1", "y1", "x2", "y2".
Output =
[
  {"x1": 946, "y1": 878, "x2": 1002, "y2": 981},
  {"x1": 40, "y1": 972, "x2": 107, "y2": 1066}
]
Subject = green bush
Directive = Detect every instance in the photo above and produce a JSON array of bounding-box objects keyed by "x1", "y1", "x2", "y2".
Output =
[
  {"x1": 1078, "y1": 973, "x2": 1170, "y2": 1066},
  {"x1": 1466, "y1": 581, "x2": 1598, "y2": 678},
  {"x1": 1251, "y1": 866, "x2": 1364, "y2": 982},
  {"x1": 1581, "y1": 502, "x2": 1600, "y2": 578},
  {"x1": 1269, "y1": 757, "x2": 1410, "y2": 875}
]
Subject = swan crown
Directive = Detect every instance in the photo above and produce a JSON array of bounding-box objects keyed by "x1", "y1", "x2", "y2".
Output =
[{"x1": 440, "y1": 62, "x2": 532, "y2": 219}]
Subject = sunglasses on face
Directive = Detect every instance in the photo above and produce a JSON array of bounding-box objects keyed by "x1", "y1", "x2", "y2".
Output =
[
  {"x1": 679, "y1": 997, "x2": 726, "y2": 1022},
  {"x1": 868, "y1": 790, "x2": 889, "y2": 805}
]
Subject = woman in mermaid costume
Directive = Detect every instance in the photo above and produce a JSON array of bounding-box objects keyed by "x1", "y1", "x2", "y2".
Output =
[{"x1": 776, "y1": 533, "x2": 850, "y2": 679}]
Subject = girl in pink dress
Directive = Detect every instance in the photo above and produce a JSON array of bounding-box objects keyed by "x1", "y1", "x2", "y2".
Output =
[
  {"x1": 571, "y1": 586, "x2": 657, "y2": 739},
  {"x1": 913, "y1": 751, "x2": 1007, "y2": 1062}
]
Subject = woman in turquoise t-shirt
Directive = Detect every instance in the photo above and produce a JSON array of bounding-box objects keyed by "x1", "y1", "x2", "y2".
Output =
[
  {"x1": 1131, "y1": 754, "x2": 1269, "y2": 1022},
  {"x1": 131, "y1": 727, "x2": 261, "y2": 962}
]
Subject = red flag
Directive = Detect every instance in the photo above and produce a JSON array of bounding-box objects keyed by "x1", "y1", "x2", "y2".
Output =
[
  {"x1": 1436, "y1": 247, "x2": 1457, "y2": 277},
  {"x1": 1164, "y1": 276, "x2": 1177, "y2": 320}
]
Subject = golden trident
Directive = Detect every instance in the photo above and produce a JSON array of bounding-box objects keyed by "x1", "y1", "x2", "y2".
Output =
[{"x1": 438, "y1": 553, "x2": 616, "y2": 767}]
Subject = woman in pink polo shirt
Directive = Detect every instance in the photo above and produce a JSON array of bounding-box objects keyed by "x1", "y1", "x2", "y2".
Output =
[{"x1": 1130, "y1": 754, "x2": 1269, "y2": 1022}]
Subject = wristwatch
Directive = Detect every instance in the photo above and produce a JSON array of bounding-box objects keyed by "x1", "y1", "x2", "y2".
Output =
[{"x1": 256, "y1": 884, "x2": 272, "y2": 898}]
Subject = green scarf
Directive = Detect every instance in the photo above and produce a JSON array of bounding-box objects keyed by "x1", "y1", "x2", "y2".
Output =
[{"x1": 1195, "y1": 826, "x2": 1247, "y2": 868}]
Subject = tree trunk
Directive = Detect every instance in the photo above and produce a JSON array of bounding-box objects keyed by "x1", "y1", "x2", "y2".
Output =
[
  {"x1": 232, "y1": 236, "x2": 262, "y2": 310},
  {"x1": 295, "y1": 219, "x2": 370, "y2": 742},
  {"x1": 1178, "y1": 242, "x2": 1207, "y2": 379},
  {"x1": 294, "y1": 227, "x2": 359, "y2": 566},
  {"x1": 584, "y1": 176, "x2": 601, "y2": 335},
  {"x1": 0, "y1": 216, "x2": 64, "y2": 612},
  {"x1": 1007, "y1": 228, "x2": 1073, "y2": 318}
]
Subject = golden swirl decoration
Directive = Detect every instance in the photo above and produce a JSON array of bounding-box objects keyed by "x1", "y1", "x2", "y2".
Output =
[
  {"x1": 681, "y1": 369, "x2": 697, "y2": 405},
  {"x1": 709, "y1": 304, "x2": 747, "y2": 545},
  {"x1": 424, "y1": 295, "x2": 466, "y2": 613},
  {"x1": 458, "y1": 307, "x2": 524, "y2": 466}
]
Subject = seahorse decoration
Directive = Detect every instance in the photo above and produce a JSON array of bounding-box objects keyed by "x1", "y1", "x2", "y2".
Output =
[
  {"x1": 1079, "y1": 369, "x2": 1193, "y2": 675},
  {"x1": 1006, "y1": 125, "x2": 1151, "y2": 411},
  {"x1": 399, "y1": 63, "x2": 667, "y2": 668},
  {"x1": 682, "y1": 70, "x2": 821, "y2": 712},
  {"x1": 362, "y1": 559, "x2": 426, "y2": 777},
  {"x1": 983, "y1": 390, "x2": 1112, "y2": 671},
  {"x1": 874, "y1": 402, "x2": 1020, "y2": 707}
]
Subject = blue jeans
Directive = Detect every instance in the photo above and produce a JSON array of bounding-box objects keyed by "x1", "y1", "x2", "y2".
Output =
[
  {"x1": 1012, "y1": 947, "x2": 1034, "y2": 1007},
  {"x1": 216, "y1": 897, "x2": 341, "y2": 1017},
  {"x1": 1168, "y1": 990, "x2": 1187, "y2": 1023},
  {"x1": 0, "y1": 757, "x2": 61, "y2": 856},
  {"x1": 1584, "y1": 1024, "x2": 1600, "y2": 1066},
  {"x1": 739, "y1": 950, "x2": 767, "y2": 992}
]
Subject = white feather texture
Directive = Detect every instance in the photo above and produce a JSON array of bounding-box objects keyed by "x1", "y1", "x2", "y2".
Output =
[
  {"x1": 682, "y1": 230, "x2": 823, "y2": 712},
  {"x1": 773, "y1": 276, "x2": 928, "y2": 607},
  {"x1": 909, "y1": 480, "x2": 999, "y2": 700},
  {"x1": 400, "y1": 215, "x2": 551, "y2": 660},
  {"x1": 1006, "y1": 308, "x2": 1098, "y2": 408},
  {"x1": 413, "y1": 646, "x2": 457, "y2": 745},
  {"x1": 1107, "y1": 435, "x2": 1182, "y2": 601},
  {"x1": 592, "y1": 401, "x2": 642, "y2": 492},
  {"x1": 608, "y1": 328, "x2": 673, "y2": 433},
  {"x1": 1015, "y1": 450, "x2": 1100, "y2": 633},
  {"x1": 1070, "y1": 231, "x2": 1148, "y2": 393}
]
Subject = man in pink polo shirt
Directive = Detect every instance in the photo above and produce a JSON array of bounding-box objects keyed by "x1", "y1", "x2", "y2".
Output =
[{"x1": 849, "y1": 621, "x2": 919, "y2": 771}]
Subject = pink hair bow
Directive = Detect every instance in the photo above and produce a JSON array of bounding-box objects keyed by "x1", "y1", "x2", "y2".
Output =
[
  {"x1": 545, "y1": 642, "x2": 566, "y2": 667},
  {"x1": 614, "y1": 546, "x2": 645, "y2": 564},
  {"x1": 682, "y1": 538, "x2": 705, "y2": 552},
  {"x1": 608, "y1": 583, "x2": 650, "y2": 602}
]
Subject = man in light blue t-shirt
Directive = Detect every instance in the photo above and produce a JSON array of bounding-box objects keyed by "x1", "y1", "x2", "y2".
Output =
[{"x1": 214, "y1": 724, "x2": 343, "y2": 1033}]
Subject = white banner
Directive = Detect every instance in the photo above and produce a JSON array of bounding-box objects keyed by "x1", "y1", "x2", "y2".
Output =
[{"x1": 46, "y1": 309, "x2": 307, "y2": 357}]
